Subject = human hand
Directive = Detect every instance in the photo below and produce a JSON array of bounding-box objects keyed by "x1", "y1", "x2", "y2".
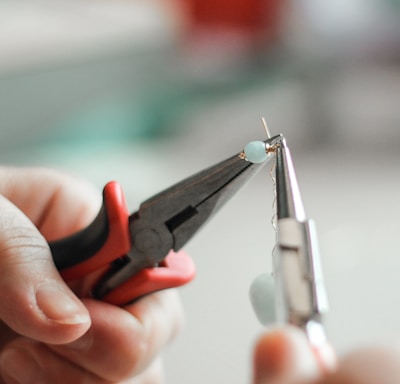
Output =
[
  {"x1": 253, "y1": 326, "x2": 400, "y2": 384},
  {"x1": 0, "y1": 167, "x2": 184, "y2": 383}
]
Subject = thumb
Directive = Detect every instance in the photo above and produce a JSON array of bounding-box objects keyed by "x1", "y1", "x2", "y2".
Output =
[
  {"x1": 0, "y1": 195, "x2": 91, "y2": 345},
  {"x1": 253, "y1": 326, "x2": 327, "y2": 384}
]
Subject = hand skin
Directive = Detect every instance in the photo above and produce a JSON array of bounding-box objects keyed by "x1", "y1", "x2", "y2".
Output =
[
  {"x1": 0, "y1": 167, "x2": 184, "y2": 383},
  {"x1": 253, "y1": 326, "x2": 400, "y2": 384}
]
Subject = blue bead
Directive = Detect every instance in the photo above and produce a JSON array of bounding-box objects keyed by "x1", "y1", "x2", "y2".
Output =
[
  {"x1": 244, "y1": 141, "x2": 268, "y2": 163},
  {"x1": 249, "y1": 273, "x2": 276, "y2": 325}
]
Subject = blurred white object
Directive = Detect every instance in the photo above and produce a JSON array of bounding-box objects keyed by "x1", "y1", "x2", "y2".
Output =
[
  {"x1": 287, "y1": 0, "x2": 400, "y2": 57},
  {"x1": 0, "y1": 0, "x2": 181, "y2": 72}
]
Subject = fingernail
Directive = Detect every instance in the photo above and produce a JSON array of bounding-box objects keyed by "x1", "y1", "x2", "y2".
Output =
[
  {"x1": 286, "y1": 327, "x2": 320, "y2": 380},
  {"x1": 314, "y1": 342, "x2": 337, "y2": 372},
  {"x1": 0, "y1": 348, "x2": 39, "y2": 383},
  {"x1": 35, "y1": 282, "x2": 90, "y2": 325}
]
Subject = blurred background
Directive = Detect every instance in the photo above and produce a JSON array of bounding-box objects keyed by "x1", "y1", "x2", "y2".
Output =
[{"x1": 2, "y1": 0, "x2": 400, "y2": 382}]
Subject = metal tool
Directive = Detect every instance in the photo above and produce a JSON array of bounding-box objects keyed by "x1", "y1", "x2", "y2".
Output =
[
  {"x1": 50, "y1": 135, "x2": 282, "y2": 306},
  {"x1": 273, "y1": 136, "x2": 329, "y2": 348}
]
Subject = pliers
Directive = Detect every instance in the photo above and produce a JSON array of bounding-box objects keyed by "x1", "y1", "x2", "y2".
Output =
[
  {"x1": 273, "y1": 136, "x2": 329, "y2": 348},
  {"x1": 50, "y1": 135, "x2": 282, "y2": 306}
]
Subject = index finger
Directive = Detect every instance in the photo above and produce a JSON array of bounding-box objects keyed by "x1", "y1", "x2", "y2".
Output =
[{"x1": 0, "y1": 166, "x2": 101, "y2": 240}]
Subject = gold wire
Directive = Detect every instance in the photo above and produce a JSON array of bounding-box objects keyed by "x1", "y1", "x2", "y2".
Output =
[
  {"x1": 270, "y1": 156, "x2": 278, "y2": 233},
  {"x1": 269, "y1": 154, "x2": 278, "y2": 266},
  {"x1": 261, "y1": 117, "x2": 278, "y2": 235}
]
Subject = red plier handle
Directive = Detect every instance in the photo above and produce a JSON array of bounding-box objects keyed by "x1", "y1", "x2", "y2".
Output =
[
  {"x1": 50, "y1": 136, "x2": 274, "y2": 306},
  {"x1": 50, "y1": 182, "x2": 196, "y2": 306}
]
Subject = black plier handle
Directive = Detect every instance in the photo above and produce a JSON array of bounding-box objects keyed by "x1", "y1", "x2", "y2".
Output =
[{"x1": 50, "y1": 135, "x2": 281, "y2": 306}]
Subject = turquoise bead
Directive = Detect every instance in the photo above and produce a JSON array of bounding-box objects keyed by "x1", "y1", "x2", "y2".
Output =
[
  {"x1": 244, "y1": 141, "x2": 268, "y2": 163},
  {"x1": 249, "y1": 273, "x2": 276, "y2": 325}
]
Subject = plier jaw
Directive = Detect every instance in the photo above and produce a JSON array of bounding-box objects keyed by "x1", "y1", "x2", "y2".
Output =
[
  {"x1": 273, "y1": 137, "x2": 329, "y2": 347},
  {"x1": 275, "y1": 137, "x2": 306, "y2": 221}
]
